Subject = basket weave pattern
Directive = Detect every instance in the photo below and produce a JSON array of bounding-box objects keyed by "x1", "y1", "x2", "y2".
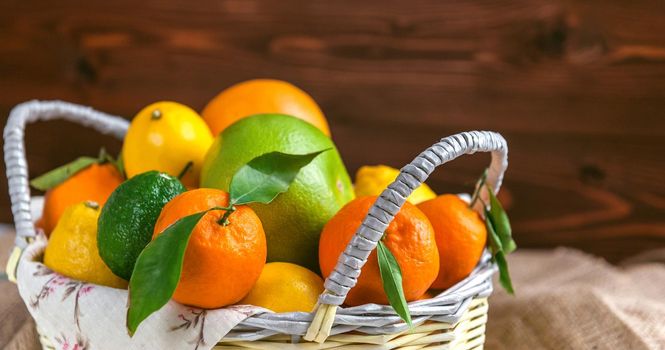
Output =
[
  {"x1": 35, "y1": 299, "x2": 488, "y2": 349},
  {"x1": 4, "y1": 101, "x2": 508, "y2": 349}
]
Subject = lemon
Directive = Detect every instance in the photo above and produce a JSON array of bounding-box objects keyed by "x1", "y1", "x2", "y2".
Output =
[
  {"x1": 239, "y1": 262, "x2": 324, "y2": 313},
  {"x1": 122, "y1": 101, "x2": 213, "y2": 188},
  {"x1": 354, "y1": 165, "x2": 436, "y2": 204},
  {"x1": 44, "y1": 201, "x2": 127, "y2": 288}
]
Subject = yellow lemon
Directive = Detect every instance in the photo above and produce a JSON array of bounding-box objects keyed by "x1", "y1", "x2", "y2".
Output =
[
  {"x1": 122, "y1": 101, "x2": 213, "y2": 188},
  {"x1": 44, "y1": 201, "x2": 127, "y2": 288},
  {"x1": 239, "y1": 262, "x2": 324, "y2": 313},
  {"x1": 354, "y1": 165, "x2": 436, "y2": 204}
]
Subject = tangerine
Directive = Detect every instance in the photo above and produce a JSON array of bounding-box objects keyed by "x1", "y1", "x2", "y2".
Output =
[
  {"x1": 418, "y1": 194, "x2": 487, "y2": 290},
  {"x1": 152, "y1": 188, "x2": 266, "y2": 309},
  {"x1": 38, "y1": 163, "x2": 123, "y2": 236},
  {"x1": 319, "y1": 196, "x2": 439, "y2": 306}
]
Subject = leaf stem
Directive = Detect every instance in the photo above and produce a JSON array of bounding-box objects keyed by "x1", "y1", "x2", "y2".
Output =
[
  {"x1": 217, "y1": 206, "x2": 236, "y2": 226},
  {"x1": 97, "y1": 147, "x2": 109, "y2": 163},
  {"x1": 177, "y1": 161, "x2": 194, "y2": 180},
  {"x1": 469, "y1": 168, "x2": 488, "y2": 208}
]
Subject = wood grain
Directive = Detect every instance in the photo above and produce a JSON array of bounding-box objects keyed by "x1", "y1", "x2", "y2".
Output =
[{"x1": 1, "y1": 0, "x2": 664, "y2": 262}]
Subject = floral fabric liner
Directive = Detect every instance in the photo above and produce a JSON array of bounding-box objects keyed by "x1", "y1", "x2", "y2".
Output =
[{"x1": 16, "y1": 233, "x2": 265, "y2": 350}]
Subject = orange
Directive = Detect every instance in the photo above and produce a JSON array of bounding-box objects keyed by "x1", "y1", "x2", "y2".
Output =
[
  {"x1": 418, "y1": 194, "x2": 487, "y2": 290},
  {"x1": 202, "y1": 79, "x2": 330, "y2": 137},
  {"x1": 418, "y1": 290, "x2": 435, "y2": 300},
  {"x1": 38, "y1": 163, "x2": 124, "y2": 236},
  {"x1": 153, "y1": 188, "x2": 267, "y2": 309},
  {"x1": 319, "y1": 196, "x2": 439, "y2": 306}
]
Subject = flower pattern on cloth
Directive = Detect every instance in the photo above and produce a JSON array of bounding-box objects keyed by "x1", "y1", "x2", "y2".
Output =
[{"x1": 16, "y1": 234, "x2": 264, "y2": 350}]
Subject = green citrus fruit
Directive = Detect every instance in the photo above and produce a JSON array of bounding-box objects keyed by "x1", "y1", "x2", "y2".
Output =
[
  {"x1": 97, "y1": 171, "x2": 186, "y2": 280},
  {"x1": 200, "y1": 114, "x2": 353, "y2": 271}
]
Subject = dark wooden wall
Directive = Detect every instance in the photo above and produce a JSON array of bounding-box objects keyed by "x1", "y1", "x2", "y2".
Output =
[{"x1": 1, "y1": 0, "x2": 664, "y2": 262}]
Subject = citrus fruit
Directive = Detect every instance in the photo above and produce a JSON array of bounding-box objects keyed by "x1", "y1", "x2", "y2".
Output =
[
  {"x1": 153, "y1": 188, "x2": 266, "y2": 309},
  {"x1": 202, "y1": 79, "x2": 330, "y2": 137},
  {"x1": 44, "y1": 201, "x2": 127, "y2": 289},
  {"x1": 239, "y1": 262, "x2": 324, "y2": 313},
  {"x1": 417, "y1": 194, "x2": 487, "y2": 290},
  {"x1": 354, "y1": 165, "x2": 436, "y2": 205},
  {"x1": 418, "y1": 290, "x2": 435, "y2": 300},
  {"x1": 319, "y1": 196, "x2": 439, "y2": 306},
  {"x1": 38, "y1": 163, "x2": 123, "y2": 236},
  {"x1": 98, "y1": 171, "x2": 186, "y2": 280},
  {"x1": 122, "y1": 101, "x2": 213, "y2": 188},
  {"x1": 201, "y1": 114, "x2": 353, "y2": 271}
]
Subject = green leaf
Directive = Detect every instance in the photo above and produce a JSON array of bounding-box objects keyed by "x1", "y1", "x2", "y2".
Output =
[
  {"x1": 495, "y1": 251, "x2": 514, "y2": 294},
  {"x1": 126, "y1": 210, "x2": 208, "y2": 336},
  {"x1": 30, "y1": 156, "x2": 97, "y2": 191},
  {"x1": 98, "y1": 148, "x2": 124, "y2": 179},
  {"x1": 486, "y1": 185, "x2": 516, "y2": 254},
  {"x1": 485, "y1": 212, "x2": 515, "y2": 295},
  {"x1": 229, "y1": 149, "x2": 329, "y2": 205},
  {"x1": 469, "y1": 168, "x2": 488, "y2": 207},
  {"x1": 115, "y1": 152, "x2": 126, "y2": 178},
  {"x1": 377, "y1": 241, "x2": 413, "y2": 327},
  {"x1": 485, "y1": 214, "x2": 503, "y2": 253}
]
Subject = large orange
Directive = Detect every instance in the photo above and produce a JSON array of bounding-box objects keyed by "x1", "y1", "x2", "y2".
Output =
[
  {"x1": 201, "y1": 79, "x2": 330, "y2": 137},
  {"x1": 153, "y1": 188, "x2": 267, "y2": 309},
  {"x1": 38, "y1": 163, "x2": 124, "y2": 236},
  {"x1": 319, "y1": 196, "x2": 439, "y2": 306},
  {"x1": 418, "y1": 194, "x2": 487, "y2": 290}
]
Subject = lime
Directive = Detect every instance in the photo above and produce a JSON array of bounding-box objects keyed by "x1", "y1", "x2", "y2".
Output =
[{"x1": 97, "y1": 171, "x2": 186, "y2": 280}]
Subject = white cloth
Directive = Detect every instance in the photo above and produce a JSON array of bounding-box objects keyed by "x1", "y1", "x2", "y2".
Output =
[{"x1": 16, "y1": 234, "x2": 264, "y2": 350}]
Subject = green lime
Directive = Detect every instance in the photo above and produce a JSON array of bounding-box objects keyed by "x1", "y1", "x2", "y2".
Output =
[{"x1": 97, "y1": 171, "x2": 186, "y2": 280}]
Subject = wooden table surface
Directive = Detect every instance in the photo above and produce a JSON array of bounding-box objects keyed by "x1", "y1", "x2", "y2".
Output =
[{"x1": 1, "y1": 0, "x2": 664, "y2": 262}]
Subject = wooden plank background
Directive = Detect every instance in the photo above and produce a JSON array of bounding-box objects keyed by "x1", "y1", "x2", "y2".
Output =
[{"x1": 1, "y1": 0, "x2": 664, "y2": 262}]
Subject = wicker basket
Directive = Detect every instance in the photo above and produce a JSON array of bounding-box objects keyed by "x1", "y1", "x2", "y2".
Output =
[{"x1": 4, "y1": 100, "x2": 508, "y2": 350}]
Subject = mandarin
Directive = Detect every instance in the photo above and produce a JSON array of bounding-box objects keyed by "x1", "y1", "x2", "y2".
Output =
[
  {"x1": 153, "y1": 188, "x2": 267, "y2": 308},
  {"x1": 38, "y1": 163, "x2": 123, "y2": 236},
  {"x1": 319, "y1": 196, "x2": 439, "y2": 306},
  {"x1": 418, "y1": 194, "x2": 487, "y2": 290}
]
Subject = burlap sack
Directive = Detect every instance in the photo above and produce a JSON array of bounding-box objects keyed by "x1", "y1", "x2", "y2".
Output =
[{"x1": 487, "y1": 248, "x2": 665, "y2": 349}]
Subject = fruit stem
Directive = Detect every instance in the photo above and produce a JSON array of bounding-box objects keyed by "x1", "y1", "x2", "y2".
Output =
[
  {"x1": 469, "y1": 168, "x2": 488, "y2": 208},
  {"x1": 217, "y1": 206, "x2": 236, "y2": 226},
  {"x1": 97, "y1": 147, "x2": 109, "y2": 163},
  {"x1": 177, "y1": 161, "x2": 194, "y2": 180},
  {"x1": 151, "y1": 109, "x2": 162, "y2": 120},
  {"x1": 84, "y1": 200, "x2": 100, "y2": 210}
]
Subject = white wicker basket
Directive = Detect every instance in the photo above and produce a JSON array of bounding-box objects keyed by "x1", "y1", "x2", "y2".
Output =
[{"x1": 4, "y1": 100, "x2": 508, "y2": 349}]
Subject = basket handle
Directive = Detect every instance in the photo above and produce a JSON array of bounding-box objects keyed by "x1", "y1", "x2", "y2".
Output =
[
  {"x1": 305, "y1": 130, "x2": 508, "y2": 342},
  {"x1": 4, "y1": 100, "x2": 129, "y2": 249}
]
